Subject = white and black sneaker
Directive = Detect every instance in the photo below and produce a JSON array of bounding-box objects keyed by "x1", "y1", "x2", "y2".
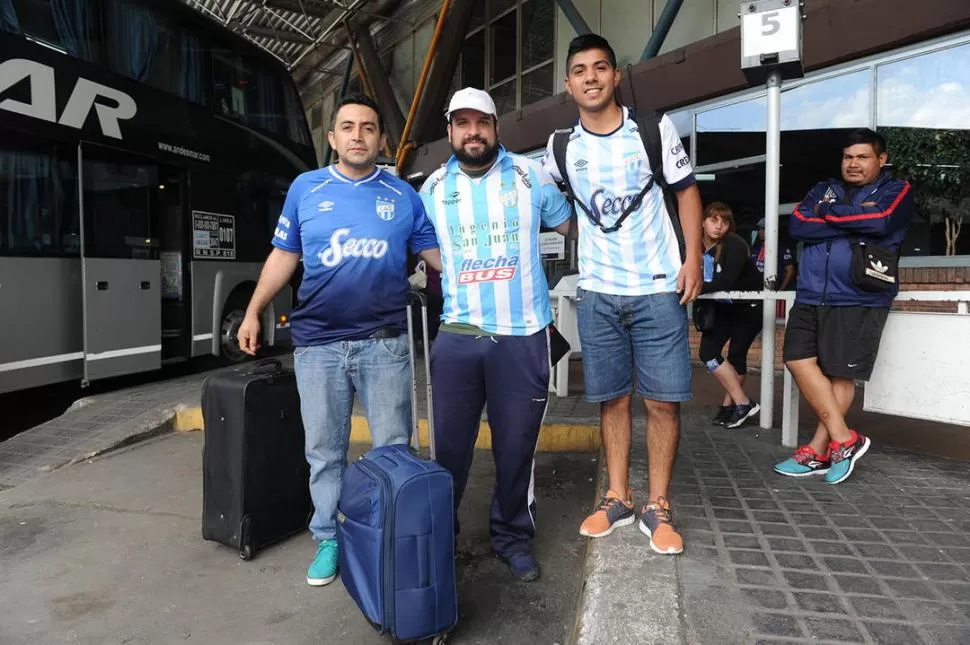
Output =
[{"x1": 723, "y1": 401, "x2": 760, "y2": 429}]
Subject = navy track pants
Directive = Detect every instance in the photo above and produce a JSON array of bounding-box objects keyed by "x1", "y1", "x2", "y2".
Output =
[{"x1": 429, "y1": 328, "x2": 550, "y2": 558}]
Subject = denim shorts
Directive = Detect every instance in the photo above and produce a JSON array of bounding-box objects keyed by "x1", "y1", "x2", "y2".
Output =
[{"x1": 576, "y1": 287, "x2": 692, "y2": 403}]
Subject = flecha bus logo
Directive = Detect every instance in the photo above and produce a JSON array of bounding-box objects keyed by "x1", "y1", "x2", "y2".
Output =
[{"x1": 458, "y1": 255, "x2": 519, "y2": 284}]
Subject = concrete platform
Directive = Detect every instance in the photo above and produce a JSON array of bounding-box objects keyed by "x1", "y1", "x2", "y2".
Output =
[{"x1": 0, "y1": 431, "x2": 596, "y2": 645}]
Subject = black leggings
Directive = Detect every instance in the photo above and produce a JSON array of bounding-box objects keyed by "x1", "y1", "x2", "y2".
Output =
[{"x1": 698, "y1": 302, "x2": 764, "y2": 375}]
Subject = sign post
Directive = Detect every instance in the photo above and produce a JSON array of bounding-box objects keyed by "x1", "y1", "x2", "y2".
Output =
[{"x1": 739, "y1": 0, "x2": 804, "y2": 431}]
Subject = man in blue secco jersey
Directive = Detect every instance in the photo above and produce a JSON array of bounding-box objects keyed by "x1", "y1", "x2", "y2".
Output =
[
  {"x1": 419, "y1": 88, "x2": 572, "y2": 582},
  {"x1": 237, "y1": 93, "x2": 442, "y2": 587}
]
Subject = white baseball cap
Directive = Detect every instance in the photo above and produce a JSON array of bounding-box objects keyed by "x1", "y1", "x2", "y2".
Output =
[{"x1": 445, "y1": 87, "x2": 497, "y2": 121}]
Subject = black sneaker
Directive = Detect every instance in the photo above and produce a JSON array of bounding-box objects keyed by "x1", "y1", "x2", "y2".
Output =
[
  {"x1": 723, "y1": 401, "x2": 761, "y2": 429},
  {"x1": 712, "y1": 405, "x2": 733, "y2": 426}
]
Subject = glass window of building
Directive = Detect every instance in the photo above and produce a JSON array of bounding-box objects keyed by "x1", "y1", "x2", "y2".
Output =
[
  {"x1": 456, "y1": 0, "x2": 555, "y2": 115},
  {"x1": 877, "y1": 42, "x2": 970, "y2": 258},
  {"x1": 780, "y1": 69, "x2": 871, "y2": 206},
  {"x1": 695, "y1": 95, "x2": 767, "y2": 166}
]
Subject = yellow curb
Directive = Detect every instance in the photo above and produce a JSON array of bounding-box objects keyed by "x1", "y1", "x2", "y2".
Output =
[{"x1": 173, "y1": 406, "x2": 600, "y2": 453}]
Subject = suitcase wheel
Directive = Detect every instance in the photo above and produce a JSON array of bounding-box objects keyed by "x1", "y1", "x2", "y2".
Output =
[
  {"x1": 239, "y1": 515, "x2": 253, "y2": 560},
  {"x1": 432, "y1": 636, "x2": 447, "y2": 645}
]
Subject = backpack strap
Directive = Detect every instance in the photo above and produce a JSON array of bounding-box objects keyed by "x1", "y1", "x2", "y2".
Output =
[
  {"x1": 551, "y1": 124, "x2": 654, "y2": 234},
  {"x1": 551, "y1": 127, "x2": 574, "y2": 200},
  {"x1": 632, "y1": 107, "x2": 687, "y2": 262}
]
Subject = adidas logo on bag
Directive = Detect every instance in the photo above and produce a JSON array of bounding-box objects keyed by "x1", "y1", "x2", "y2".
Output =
[{"x1": 865, "y1": 258, "x2": 895, "y2": 283}]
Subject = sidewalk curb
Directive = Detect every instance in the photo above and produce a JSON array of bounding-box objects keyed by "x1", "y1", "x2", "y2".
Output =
[{"x1": 173, "y1": 406, "x2": 601, "y2": 453}]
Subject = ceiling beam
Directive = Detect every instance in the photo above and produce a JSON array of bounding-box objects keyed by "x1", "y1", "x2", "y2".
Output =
[
  {"x1": 266, "y1": 0, "x2": 335, "y2": 20},
  {"x1": 244, "y1": 24, "x2": 315, "y2": 44}
]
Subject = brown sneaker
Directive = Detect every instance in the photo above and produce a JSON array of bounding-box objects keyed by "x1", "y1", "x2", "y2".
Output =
[
  {"x1": 638, "y1": 497, "x2": 684, "y2": 555},
  {"x1": 579, "y1": 489, "x2": 636, "y2": 537}
]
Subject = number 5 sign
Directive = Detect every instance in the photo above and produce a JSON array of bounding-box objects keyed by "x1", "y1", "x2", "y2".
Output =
[{"x1": 739, "y1": 0, "x2": 804, "y2": 84}]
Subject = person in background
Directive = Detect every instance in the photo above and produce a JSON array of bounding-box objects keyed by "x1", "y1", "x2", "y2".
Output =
[
  {"x1": 751, "y1": 217, "x2": 796, "y2": 290},
  {"x1": 698, "y1": 202, "x2": 764, "y2": 429},
  {"x1": 774, "y1": 128, "x2": 913, "y2": 485}
]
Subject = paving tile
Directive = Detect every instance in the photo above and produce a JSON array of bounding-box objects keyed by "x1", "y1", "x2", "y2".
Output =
[
  {"x1": 923, "y1": 624, "x2": 970, "y2": 645},
  {"x1": 822, "y1": 556, "x2": 869, "y2": 575},
  {"x1": 936, "y1": 583, "x2": 970, "y2": 603},
  {"x1": 782, "y1": 571, "x2": 830, "y2": 591},
  {"x1": 898, "y1": 545, "x2": 953, "y2": 563},
  {"x1": 742, "y1": 587, "x2": 789, "y2": 611},
  {"x1": 801, "y1": 526, "x2": 840, "y2": 541},
  {"x1": 882, "y1": 578, "x2": 942, "y2": 601},
  {"x1": 811, "y1": 540, "x2": 853, "y2": 556},
  {"x1": 751, "y1": 612, "x2": 803, "y2": 638},
  {"x1": 774, "y1": 553, "x2": 817, "y2": 571},
  {"x1": 759, "y1": 523, "x2": 798, "y2": 538},
  {"x1": 915, "y1": 562, "x2": 967, "y2": 582},
  {"x1": 834, "y1": 574, "x2": 887, "y2": 596},
  {"x1": 803, "y1": 617, "x2": 865, "y2": 642},
  {"x1": 898, "y1": 600, "x2": 968, "y2": 624},
  {"x1": 792, "y1": 591, "x2": 848, "y2": 615},
  {"x1": 766, "y1": 537, "x2": 807, "y2": 553},
  {"x1": 854, "y1": 543, "x2": 899, "y2": 560},
  {"x1": 736, "y1": 567, "x2": 782, "y2": 587},
  {"x1": 729, "y1": 549, "x2": 772, "y2": 568},
  {"x1": 849, "y1": 597, "x2": 907, "y2": 620},
  {"x1": 867, "y1": 559, "x2": 922, "y2": 578},
  {"x1": 723, "y1": 534, "x2": 762, "y2": 550},
  {"x1": 864, "y1": 621, "x2": 928, "y2": 645}
]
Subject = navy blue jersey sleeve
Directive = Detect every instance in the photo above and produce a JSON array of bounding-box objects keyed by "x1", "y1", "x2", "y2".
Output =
[
  {"x1": 272, "y1": 175, "x2": 305, "y2": 253},
  {"x1": 407, "y1": 188, "x2": 439, "y2": 254}
]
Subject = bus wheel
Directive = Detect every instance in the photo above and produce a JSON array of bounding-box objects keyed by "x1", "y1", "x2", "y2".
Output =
[{"x1": 219, "y1": 302, "x2": 250, "y2": 363}]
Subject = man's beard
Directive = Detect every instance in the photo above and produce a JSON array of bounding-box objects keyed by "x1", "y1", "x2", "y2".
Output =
[{"x1": 452, "y1": 138, "x2": 499, "y2": 167}]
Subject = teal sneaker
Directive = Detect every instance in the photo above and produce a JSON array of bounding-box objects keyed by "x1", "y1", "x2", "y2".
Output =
[
  {"x1": 825, "y1": 431, "x2": 871, "y2": 485},
  {"x1": 307, "y1": 539, "x2": 338, "y2": 586},
  {"x1": 774, "y1": 445, "x2": 830, "y2": 477}
]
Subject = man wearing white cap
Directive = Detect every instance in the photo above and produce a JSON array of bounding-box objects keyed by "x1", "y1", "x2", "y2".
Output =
[{"x1": 419, "y1": 88, "x2": 572, "y2": 582}]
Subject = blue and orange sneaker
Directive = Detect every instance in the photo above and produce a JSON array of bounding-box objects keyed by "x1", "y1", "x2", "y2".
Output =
[
  {"x1": 774, "y1": 445, "x2": 831, "y2": 478},
  {"x1": 579, "y1": 489, "x2": 636, "y2": 538}
]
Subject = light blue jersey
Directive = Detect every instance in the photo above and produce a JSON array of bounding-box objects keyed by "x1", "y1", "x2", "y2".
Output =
[
  {"x1": 542, "y1": 106, "x2": 695, "y2": 296},
  {"x1": 419, "y1": 146, "x2": 571, "y2": 336}
]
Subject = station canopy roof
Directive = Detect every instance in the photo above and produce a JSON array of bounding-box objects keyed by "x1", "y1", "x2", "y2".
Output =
[{"x1": 179, "y1": 0, "x2": 409, "y2": 91}]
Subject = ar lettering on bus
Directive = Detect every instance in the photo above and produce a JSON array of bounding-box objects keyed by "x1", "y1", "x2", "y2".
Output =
[
  {"x1": 318, "y1": 228, "x2": 389, "y2": 268},
  {"x1": 0, "y1": 59, "x2": 137, "y2": 140}
]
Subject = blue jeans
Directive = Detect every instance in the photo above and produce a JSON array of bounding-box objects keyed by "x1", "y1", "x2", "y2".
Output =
[
  {"x1": 293, "y1": 336, "x2": 412, "y2": 542},
  {"x1": 576, "y1": 288, "x2": 692, "y2": 403}
]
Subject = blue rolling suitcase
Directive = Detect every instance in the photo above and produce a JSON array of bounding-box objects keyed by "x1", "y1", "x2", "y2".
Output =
[{"x1": 336, "y1": 294, "x2": 458, "y2": 644}]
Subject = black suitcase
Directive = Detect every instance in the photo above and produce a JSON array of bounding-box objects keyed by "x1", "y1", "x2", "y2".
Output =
[{"x1": 201, "y1": 359, "x2": 312, "y2": 560}]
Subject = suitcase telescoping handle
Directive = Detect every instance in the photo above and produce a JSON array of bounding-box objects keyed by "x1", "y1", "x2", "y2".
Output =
[{"x1": 406, "y1": 291, "x2": 436, "y2": 461}]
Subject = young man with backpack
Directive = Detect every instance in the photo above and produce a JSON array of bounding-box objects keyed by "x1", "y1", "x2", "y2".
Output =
[{"x1": 541, "y1": 34, "x2": 703, "y2": 554}]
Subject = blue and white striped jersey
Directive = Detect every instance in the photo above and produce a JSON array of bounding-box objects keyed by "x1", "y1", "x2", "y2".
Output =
[
  {"x1": 419, "y1": 146, "x2": 571, "y2": 336},
  {"x1": 541, "y1": 106, "x2": 695, "y2": 296}
]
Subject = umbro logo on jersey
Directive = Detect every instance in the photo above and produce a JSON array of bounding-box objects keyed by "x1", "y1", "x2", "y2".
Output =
[
  {"x1": 574, "y1": 159, "x2": 588, "y2": 169},
  {"x1": 318, "y1": 201, "x2": 334, "y2": 212}
]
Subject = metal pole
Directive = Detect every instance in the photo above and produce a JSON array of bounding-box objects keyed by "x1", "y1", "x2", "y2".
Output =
[
  {"x1": 642, "y1": 0, "x2": 684, "y2": 60},
  {"x1": 323, "y1": 54, "x2": 354, "y2": 166},
  {"x1": 760, "y1": 69, "x2": 782, "y2": 430}
]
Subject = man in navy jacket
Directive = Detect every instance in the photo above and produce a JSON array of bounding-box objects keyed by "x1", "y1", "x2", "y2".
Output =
[{"x1": 774, "y1": 128, "x2": 913, "y2": 485}]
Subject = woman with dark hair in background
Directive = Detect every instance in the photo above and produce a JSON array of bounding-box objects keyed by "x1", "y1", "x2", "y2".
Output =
[{"x1": 698, "y1": 202, "x2": 764, "y2": 429}]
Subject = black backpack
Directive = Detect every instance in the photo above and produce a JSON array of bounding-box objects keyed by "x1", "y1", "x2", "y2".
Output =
[{"x1": 550, "y1": 107, "x2": 686, "y2": 262}]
